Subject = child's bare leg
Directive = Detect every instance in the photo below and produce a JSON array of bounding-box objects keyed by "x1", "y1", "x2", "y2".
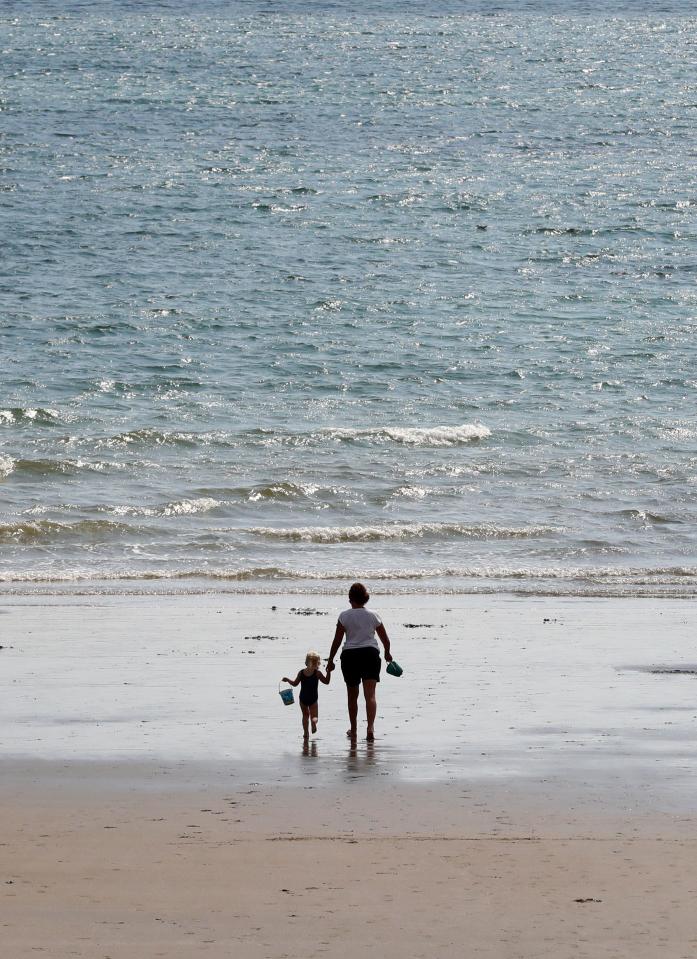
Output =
[
  {"x1": 346, "y1": 685, "x2": 359, "y2": 738},
  {"x1": 310, "y1": 703, "x2": 318, "y2": 734},
  {"x1": 300, "y1": 703, "x2": 310, "y2": 738},
  {"x1": 363, "y1": 680, "x2": 377, "y2": 740}
]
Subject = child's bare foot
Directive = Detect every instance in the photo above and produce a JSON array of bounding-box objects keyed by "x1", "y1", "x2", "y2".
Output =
[
  {"x1": 366, "y1": 727, "x2": 375, "y2": 742},
  {"x1": 311, "y1": 719, "x2": 317, "y2": 734}
]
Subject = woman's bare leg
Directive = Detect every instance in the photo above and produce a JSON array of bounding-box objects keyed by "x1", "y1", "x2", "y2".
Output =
[
  {"x1": 346, "y1": 685, "x2": 359, "y2": 737},
  {"x1": 363, "y1": 680, "x2": 377, "y2": 740}
]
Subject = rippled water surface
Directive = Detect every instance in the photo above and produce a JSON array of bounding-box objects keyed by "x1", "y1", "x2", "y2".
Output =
[{"x1": 1, "y1": 0, "x2": 696, "y2": 594}]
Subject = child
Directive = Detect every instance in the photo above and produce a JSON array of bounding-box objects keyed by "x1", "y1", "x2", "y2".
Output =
[{"x1": 282, "y1": 650, "x2": 332, "y2": 739}]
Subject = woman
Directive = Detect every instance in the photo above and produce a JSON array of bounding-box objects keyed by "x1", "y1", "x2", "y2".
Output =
[{"x1": 326, "y1": 582, "x2": 393, "y2": 741}]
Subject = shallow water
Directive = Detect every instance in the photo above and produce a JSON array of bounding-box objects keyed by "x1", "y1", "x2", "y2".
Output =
[
  {"x1": 3, "y1": 594, "x2": 697, "y2": 812},
  {"x1": 2, "y1": 0, "x2": 696, "y2": 595}
]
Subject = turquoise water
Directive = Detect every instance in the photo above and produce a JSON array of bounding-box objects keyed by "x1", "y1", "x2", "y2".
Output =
[{"x1": 2, "y1": 1, "x2": 696, "y2": 595}]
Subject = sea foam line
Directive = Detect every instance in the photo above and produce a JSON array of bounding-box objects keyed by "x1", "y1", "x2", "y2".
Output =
[
  {"x1": 0, "y1": 565, "x2": 696, "y2": 586},
  {"x1": 245, "y1": 522, "x2": 558, "y2": 543},
  {"x1": 316, "y1": 424, "x2": 491, "y2": 446}
]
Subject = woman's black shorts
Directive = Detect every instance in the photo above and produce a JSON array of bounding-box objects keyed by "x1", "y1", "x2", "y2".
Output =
[{"x1": 340, "y1": 647, "x2": 381, "y2": 687}]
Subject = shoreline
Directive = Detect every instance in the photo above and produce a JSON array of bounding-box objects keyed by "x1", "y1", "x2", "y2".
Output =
[
  {"x1": 3, "y1": 591, "x2": 697, "y2": 806},
  {"x1": 4, "y1": 591, "x2": 697, "y2": 956},
  {"x1": 2, "y1": 576, "x2": 697, "y2": 600}
]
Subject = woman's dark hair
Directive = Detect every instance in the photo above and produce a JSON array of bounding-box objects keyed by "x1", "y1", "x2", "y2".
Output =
[{"x1": 348, "y1": 582, "x2": 369, "y2": 605}]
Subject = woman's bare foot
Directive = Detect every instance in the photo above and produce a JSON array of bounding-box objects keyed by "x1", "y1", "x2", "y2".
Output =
[
  {"x1": 366, "y1": 727, "x2": 375, "y2": 742},
  {"x1": 346, "y1": 728, "x2": 357, "y2": 739}
]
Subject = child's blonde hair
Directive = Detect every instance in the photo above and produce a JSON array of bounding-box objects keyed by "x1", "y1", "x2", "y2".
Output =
[{"x1": 305, "y1": 650, "x2": 321, "y2": 668}]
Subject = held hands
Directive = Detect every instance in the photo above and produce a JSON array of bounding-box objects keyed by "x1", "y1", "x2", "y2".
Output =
[{"x1": 326, "y1": 661, "x2": 335, "y2": 673}]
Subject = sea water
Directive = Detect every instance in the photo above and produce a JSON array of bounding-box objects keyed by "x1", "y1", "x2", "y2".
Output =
[{"x1": 1, "y1": 0, "x2": 696, "y2": 596}]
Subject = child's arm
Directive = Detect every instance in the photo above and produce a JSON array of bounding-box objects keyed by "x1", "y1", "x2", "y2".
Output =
[
  {"x1": 376, "y1": 623, "x2": 393, "y2": 662},
  {"x1": 281, "y1": 671, "x2": 302, "y2": 687},
  {"x1": 317, "y1": 669, "x2": 331, "y2": 685}
]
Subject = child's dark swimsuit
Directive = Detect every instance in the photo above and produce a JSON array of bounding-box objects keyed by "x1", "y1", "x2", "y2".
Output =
[{"x1": 299, "y1": 670, "x2": 319, "y2": 706}]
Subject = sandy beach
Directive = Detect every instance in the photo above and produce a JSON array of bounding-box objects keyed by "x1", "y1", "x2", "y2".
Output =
[{"x1": 2, "y1": 592, "x2": 697, "y2": 957}]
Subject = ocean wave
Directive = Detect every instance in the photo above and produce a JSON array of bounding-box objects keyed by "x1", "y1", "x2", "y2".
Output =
[
  {"x1": 102, "y1": 428, "x2": 205, "y2": 448},
  {"x1": 1, "y1": 565, "x2": 697, "y2": 595},
  {"x1": 0, "y1": 455, "x2": 14, "y2": 477},
  {"x1": 107, "y1": 497, "x2": 220, "y2": 517},
  {"x1": 0, "y1": 519, "x2": 133, "y2": 544},
  {"x1": 253, "y1": 424, "x2": 491, "y2": 448},
  {"x1": 315, "y1": 424, "x2": 491, "y2": 446},
  {"x1": 246, "y1": 482, "x2": 327, "y2": 502},
  {"x1": 246, "y1": 522, "x2": 556, "y2": 543},
  {"x1": 93, "y1": 424, "x2": 491, "y2": 452},
  {"x1": 0, "y1": 407, "x2": 61, "y2": 426},
  {"x1": 392, "y1": 485, "x2": 428, "y2": 499},
  {"x1": 618, "y1": 509, "x2": 680, "y2": 525},
  {"x1": 10, "y1": 457, "x2": 112, "y2": 477}
]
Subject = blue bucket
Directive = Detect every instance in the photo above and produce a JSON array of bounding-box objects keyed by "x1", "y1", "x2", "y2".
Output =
[{"x1": 279, "y1": 685, "x2": 294, "y2": 705}]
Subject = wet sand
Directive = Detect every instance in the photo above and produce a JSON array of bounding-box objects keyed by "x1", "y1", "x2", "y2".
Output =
[{"x1": 2, "y1": 593, "x2": 697, "y2": 956}]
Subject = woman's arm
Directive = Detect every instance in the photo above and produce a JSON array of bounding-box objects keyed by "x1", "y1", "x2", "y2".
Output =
[
  {"x1": 281, "y1": 671, "x2": 302, "y2": 687},
  {"x1": 326, "y1": 622, "x2": 345, "y2": 671},
  {"x1": 376, "y1": 623, "x2": 393, "y2": 662}
]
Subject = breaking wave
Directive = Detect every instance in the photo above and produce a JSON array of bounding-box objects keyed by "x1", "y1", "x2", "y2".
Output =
[
  {"x1": 4, "y1": 457, "x2": 114, "y2": 477},
  {"x1": 246, "y1": 521, "x2": 557, "y2": 543},
  {"x1": 256, "y1": 423, "x2": 492, "y2": 447},
  {"x1": 0, "y1": 519, "x2": 133, "y2": 544},
  {"x1": 1, "y1": 566, "x2": 697, "y2": 599},
  {"x1": 106, "y1": 497, "x2": 220, "y2": 517},
  {"x1": 315, "y1": 424, "x2": 492, "y2": 446},
  {"x1": 0, "y1": 407, "x2": 61, "y2": 426}
]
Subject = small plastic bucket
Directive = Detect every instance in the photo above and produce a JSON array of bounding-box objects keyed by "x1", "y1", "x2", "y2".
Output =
[
  {"x1": 279, "y1": 684, "x2": 294, "y2": 705},
  {"x1": 386, "y1": 660, "x2": 403, "y2": 677}
]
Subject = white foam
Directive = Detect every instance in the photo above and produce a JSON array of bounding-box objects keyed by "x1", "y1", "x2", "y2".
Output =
[
  {"x1": 107, "y1": 497, "x2": 220, "y2": 518},
  {"x1": 247, "y1": 521, "x2": 556, "y2": 543},
  {"x1": 392, "y1": 485, "x2": 428, "y2": 499},
  {"x1": 319, "y1": 424, "x2": 491, "y2": 446},
  {"x1": 246, "y1": 482, "x2": 326, "y2": 502},
  {"x1": 0, "y1": 407, "x2": 60, "y2": 424},
  {"x1": 162, "y1": 497, "x2": 220, "y2": 516},
  {"x1": 1, "y1": 565, "x2": 697, "y2": 599}
]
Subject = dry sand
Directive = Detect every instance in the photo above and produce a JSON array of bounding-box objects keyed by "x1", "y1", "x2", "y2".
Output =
[{"x1": 2, "y1": 592, "x2": 697, "y2": 957}]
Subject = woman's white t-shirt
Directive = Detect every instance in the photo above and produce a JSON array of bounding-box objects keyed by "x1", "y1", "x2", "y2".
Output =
[{"x1": 338, "y1": 607, "x2": 382, "y2": 651}]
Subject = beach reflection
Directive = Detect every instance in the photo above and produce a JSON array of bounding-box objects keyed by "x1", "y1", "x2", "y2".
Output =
[
  {"x1": 345, "y1": 739, "x2": 378, "y2": 780},
  {"x1": 302, "y1": 739, "x2": 318, "y2": 759}
]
